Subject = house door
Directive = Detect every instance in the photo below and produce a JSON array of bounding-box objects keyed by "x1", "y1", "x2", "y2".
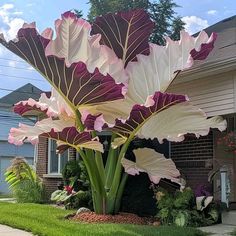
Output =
[{"x1": 0, "y1": 157, "x2": 34, "y2": 194}]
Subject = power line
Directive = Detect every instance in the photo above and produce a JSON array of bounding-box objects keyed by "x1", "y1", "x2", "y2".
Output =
[
  {"x1": 0, "y1": 114, "x2": 34, "y2": 119},
  {"x1": 0, "y1": 64, "x2": 35, "y2": 71},
  {"x1": 0, "y1": 87, "x2": 42, "y2": 95},
  {"x1": 0, "y1": 73, "x2": 46, "y2": 82},
  {"x1": 0, "y1": 117, "x2": 36, "y2": 124}
]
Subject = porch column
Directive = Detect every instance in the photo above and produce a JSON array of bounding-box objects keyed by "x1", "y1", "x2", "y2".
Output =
[{"x1": 220, "y1": 166, "x2": 229, "y2": 207}]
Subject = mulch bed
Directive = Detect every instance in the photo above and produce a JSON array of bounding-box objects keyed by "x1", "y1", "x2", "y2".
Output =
[{"x1": 71, "y1": 212, "x2": 160, "y2": 225}]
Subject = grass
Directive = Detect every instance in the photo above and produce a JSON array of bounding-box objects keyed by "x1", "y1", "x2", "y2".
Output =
[{"x1": 0, "y1": 202, "x2": 206, "y2": 236}]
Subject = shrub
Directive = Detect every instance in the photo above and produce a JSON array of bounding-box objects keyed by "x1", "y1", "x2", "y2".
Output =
[
  {"x1": 5, "y1": 157, "x2": 45, "y2": 203},
  {"x1": 13, "y1": 180, "x2": 45, "y2": 203},
  {"x1": 51, "y1": 159, "x2": 92, "y2": 209},
  {"x1": 154, "y1": 186, "x2": 220, "y2": 227}
]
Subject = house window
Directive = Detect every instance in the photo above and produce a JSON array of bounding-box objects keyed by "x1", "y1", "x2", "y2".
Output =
[{"x1": 48, "y1": 139, "x2": 69, "y2": 174}]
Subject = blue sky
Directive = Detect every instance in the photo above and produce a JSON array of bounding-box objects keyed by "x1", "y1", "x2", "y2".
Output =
[{"x1": 0, "y1": 0, "x2": 235, "y2": 98}]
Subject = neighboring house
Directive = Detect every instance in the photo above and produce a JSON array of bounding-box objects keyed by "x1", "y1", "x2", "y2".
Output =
[
  {"x1": 0, "y1": 83, "x2": 41, "y2": 194},
  {"x1": 168, "y1": 15, "x2": 236, "y2": 211}
]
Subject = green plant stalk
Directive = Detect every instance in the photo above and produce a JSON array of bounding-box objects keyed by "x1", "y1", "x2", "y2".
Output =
[
  {"x1": 105, "y1": 134, "x2": 118, "y2": 190},
  {"x1": 95, "y1": 151, "x2": 106, "y2": 184},
  {"x1": 106, "y1": 137, "x2": 133, "y2": 214},
  {"x1": 114, "y1": 173, "x2": 128, "y2": 214},
  {"x1": 74, "y1": 111, "x2": 108, "y2": 213},
  {"x1": 105, "y1": 133, "x2": 117, "y2": 174},
  {"x1": 78, "y1": 148, "x2": 106, "y2": 214},
  {"x1": 84, "y1": 148, "x2": 105, "y2": 191},
  {"x1": 88, "y1": 152, "x2": 107, "y2": 213},
  {"x1": 91, "y1": 131, "x2": 105, "y2": 184},
  {"x1": 75, "y1": 109, "x2": 85, "y2": 131}
]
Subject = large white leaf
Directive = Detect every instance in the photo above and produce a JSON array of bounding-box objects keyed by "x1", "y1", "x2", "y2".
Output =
[
  {"x1": 196, "y1": 196, "x2": 213, "y2": 211},
  {"x1": 8, "y1": 117, "x2": 74, "y2": 145},
  {"x1": 80, "y1": 97, "x2": 134, "y2": 126},
  {"x1": 14, "y1": 88, "x2": 74, "y2": 118},
  {"x1": 138, "y1": 102, "x2": 227, "y2": 142},
  {"x1": 45, "y1": 12, "x2": 127, "y2": 83},
  {"x1": 121, "y1": 148, "x2": 180, "y2": 184},
  {"x1": 126, "y1": 31, "x2": 216, "y2": 104}
]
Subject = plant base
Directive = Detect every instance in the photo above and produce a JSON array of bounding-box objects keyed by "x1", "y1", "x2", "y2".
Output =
[{"x1": 71, "y1": 212, "x2": 158, "y2": 225}]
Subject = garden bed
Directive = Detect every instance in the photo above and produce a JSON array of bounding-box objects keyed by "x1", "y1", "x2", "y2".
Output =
[{"x1": 71, "y1": 212, "x2": 156, "y2": 225}]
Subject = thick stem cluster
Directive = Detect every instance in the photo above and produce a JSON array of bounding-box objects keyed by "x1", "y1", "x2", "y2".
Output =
[
  {"x1": 75, "y1": 110, "x2": 131, "y2": 214},
  {"x1": 77, "y1": 135, "x2": 131, "y2": 214}
]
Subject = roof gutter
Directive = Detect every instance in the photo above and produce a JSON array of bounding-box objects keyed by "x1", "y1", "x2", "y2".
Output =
[{"x1": 173, "y1": 56, "x2": 236, "y2": 84}]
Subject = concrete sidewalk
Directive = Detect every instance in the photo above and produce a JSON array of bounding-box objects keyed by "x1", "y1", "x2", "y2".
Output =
[
  {"x1": 0, "y1": 198, "x2": 16, "y2": 203},
  {"x1": 0, "y1": 224, "x2": 33, "y2": 236},
  {"x1": 199, "y1": 224, "x2": 236, "y2": 236}
]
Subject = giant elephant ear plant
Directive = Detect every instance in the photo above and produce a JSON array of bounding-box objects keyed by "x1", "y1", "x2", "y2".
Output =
[{"x1": 0, "y1": 9, "x2": 226, "y2": 214}]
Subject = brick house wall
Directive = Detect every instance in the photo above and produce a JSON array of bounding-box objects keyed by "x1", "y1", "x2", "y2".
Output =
[
  {"x1": 171, "y1": 133, "x2": 213, "y2": 191},
  {"x1": 36, "y1": 136, "x2": 76, "y2": 196}
]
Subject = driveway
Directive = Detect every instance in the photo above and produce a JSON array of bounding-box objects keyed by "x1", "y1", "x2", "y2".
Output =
[{"x1": 199, "y1": 224, "x2": 236, "y2": 236}]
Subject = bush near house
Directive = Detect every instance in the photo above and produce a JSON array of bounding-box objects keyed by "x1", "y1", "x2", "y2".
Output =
[
  {"x1": 51, "y1": 159, "x2": 92, "y2": 209},
  {"x1": 5, "y1": 157, "x2": 45, "y2": 203},
  {"x1": 154, "y1": 186, "x2": 220, "y2": 227}
]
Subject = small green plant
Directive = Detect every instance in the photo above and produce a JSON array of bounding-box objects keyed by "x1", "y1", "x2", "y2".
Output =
[
  {"x1": 51, "y1": 159, "x2": 92, "y2": 209},
  {"x1": 174, "y1": 211, "x2": 189, "y2": 227},
  {"x1": 155, "y1": 187, "x2": 195, "y2": 225},
  {"x1": 5, "y1": 157, "x2": 45, "y2": 203},
  {"x1": 62, "y1": 159, "x2": 90, "y2": 191},
  {"x1": 154, "y1": 186, "x2": 220, "y2": 227}
]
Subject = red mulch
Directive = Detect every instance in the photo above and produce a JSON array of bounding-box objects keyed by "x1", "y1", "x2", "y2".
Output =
[{"x1": 71, "y1": 212, "x2": 159, "y2": 225}]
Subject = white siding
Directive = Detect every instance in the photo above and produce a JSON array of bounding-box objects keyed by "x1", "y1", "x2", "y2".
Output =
[{"x1": 168, "y1": 72, "x2": 235, "y2": 117}]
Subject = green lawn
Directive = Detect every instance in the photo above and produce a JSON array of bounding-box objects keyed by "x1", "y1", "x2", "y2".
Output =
[{"x1": 0, "y1": 202, "x2": 206, "y2": 236}]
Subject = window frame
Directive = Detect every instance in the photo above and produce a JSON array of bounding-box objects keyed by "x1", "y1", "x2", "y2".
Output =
[{"x1": 47, "y1": 139, "x2": 69, "y2": 174}]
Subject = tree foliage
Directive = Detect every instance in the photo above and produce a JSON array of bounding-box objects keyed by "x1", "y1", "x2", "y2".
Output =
[
  {"x1": 73, "y1": 9, "x2": 83, "y2": 18},
  {"x1": 87, "y1": 0, "x2": 185, "y2": 44}
]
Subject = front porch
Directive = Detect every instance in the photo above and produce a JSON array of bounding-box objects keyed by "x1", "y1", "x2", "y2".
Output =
[{"x1": 170, "y1": 114, "x2": 236, "y2": 225}]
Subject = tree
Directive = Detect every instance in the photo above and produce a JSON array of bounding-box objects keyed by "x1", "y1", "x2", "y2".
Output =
[
  {"x1": 73, "y1": 9, "x2": 83, "y2": 18},
  {"x1": 148, "y1": 0, "x2": 184, "y2": 44},
  {"x1": 87, "y1": 0, "x2": 185, "y2": 44},
  {"x1": 88, "y1": 0, "x2": 149, "y2": 21},
  {"x1": 170, "y1": 16, "x2": 186, "y2": 40},
  {"x1": 0, "y1": 10, "x2": 223, "y2": 215}
]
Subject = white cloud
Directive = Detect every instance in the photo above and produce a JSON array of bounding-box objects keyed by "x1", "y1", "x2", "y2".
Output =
[
  {"x1": 6, "y1": 18, "x2": 24, "y2": 39},
  {"x1": 12, "y1": 11, "x2": 23, "y2": 16},
  {"x1": 1, "y1": 4, "x2": 14, "y2": 11},
  {"x1": 207, "y1": 10, "x2": 217, "y2": 15},
  {"x1": 182, "y1": 16, "x2": 209, "y2": 35},
  {"x1": 0, "y1": 3, "x2": 25, "y2": 41}
]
